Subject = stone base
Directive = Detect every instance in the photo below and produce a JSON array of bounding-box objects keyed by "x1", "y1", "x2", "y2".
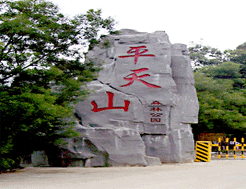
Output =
[{"x1": 142, "y1": 127, "x2": 195, "y2": 163}]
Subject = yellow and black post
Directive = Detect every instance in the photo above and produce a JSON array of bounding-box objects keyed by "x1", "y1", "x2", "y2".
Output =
[
  {"x1": 195, "y1": 141, "x2": 212, "y2": 162},
  {"x1": 226, "y1": 138, "x2": 229, "y2": 159},
  {"x1": 241, "y1": 138, "x2": 244, "y2": 159},
  {"x1": 234, "y1": 138, "x2": 237, "y2": 159},
  {"x1": 218, "y1": 138, "x2": 221, "y2": 159}
]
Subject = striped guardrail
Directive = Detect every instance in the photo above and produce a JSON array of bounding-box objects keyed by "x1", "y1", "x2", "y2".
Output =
[
  {"x1": 211, "y1": 137, "x2": 246, "y2": 159},
  {"x1": 195, "y1": 138, "x2": 246, "y2": 162}
]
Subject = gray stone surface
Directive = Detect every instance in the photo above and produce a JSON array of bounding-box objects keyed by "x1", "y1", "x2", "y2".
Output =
[
  {"x1": 31, "y1": 151, "x2": 49, "y2": 167},
  {"x1": 63, "y1": 29, "x2": 199, "y2": 166}
]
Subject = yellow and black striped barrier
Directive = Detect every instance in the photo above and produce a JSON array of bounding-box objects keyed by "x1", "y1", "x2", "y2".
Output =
[
  {"x1": 211, "y1": 137, "x2": 246, "y2": 159},
  {"x1": 195, "y1": 141, "x2": 212, "y2": 162},
  {"x1": 196, "y1": 137, "x2": 246, "y2": 162}
]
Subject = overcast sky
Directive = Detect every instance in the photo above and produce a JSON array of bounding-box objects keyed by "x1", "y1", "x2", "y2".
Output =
[{"x1": 50, "y1": 0, "x2": 246, "y2": 51}]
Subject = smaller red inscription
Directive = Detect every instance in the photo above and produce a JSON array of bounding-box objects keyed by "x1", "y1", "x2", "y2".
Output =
[
  {"x1": 150, "y1": 107, "x2": 162, "y2": 112},
  {"x1": 151, "y1": 101, "x2": 161, "y2": 105},
  {"x1": 149, "y1": 101, "x2": 163, "y2": 123},
  {"x1": 150, "y1": 101, "x2": 163, "y2": 111},
  {"x1": 151, "y1": 118, "x2": 161, "y2": 122},
  {"x1": 150, "y1": 113, "x2": 163, "y2": 117}
]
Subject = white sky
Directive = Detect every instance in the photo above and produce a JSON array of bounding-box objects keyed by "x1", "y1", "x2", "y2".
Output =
[{"x1": 50, "y1": 0, "x2": 246, "y2": 51}]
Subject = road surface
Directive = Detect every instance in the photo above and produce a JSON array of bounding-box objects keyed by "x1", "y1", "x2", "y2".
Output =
[{"x1": 1, "y1": 160, "x2": 246, "y2": 189}]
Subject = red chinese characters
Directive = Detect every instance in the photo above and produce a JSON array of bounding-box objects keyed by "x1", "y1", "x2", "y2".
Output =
[
  {"x1": 91, "y1": 91, "x2": 130, "y2": 113},
  {"x1": 149, "y1": 101, "x2": 163, "y2": 123},
  {"x1": 120, "y1": 68, "x2": 161, "y2": 88},
  {"x1": 119, "y1": 46, "x2": 155, "y2": 64},
  {"x1": 119, "y1": 46, "x2": 161, "y2": 88}
]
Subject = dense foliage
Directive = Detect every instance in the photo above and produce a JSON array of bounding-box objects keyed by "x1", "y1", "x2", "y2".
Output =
[
  {"x1": 0, "y1": 0, "x2": 115, "y2": 170},
  {"x1": 189, "y1": 44, "x2": 246, "y2": 139}
]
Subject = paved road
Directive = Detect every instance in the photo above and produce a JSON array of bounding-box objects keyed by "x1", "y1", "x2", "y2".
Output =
[{"x1": 1, "y1": 160, "x2": 246, "y2": 189}]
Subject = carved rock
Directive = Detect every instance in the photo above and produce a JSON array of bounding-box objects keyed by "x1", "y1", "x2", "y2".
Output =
[{"x1": 63, "y1": 29, "x2": 199, "y2": 166}]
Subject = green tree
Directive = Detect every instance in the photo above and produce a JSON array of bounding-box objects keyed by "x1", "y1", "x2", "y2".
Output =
[
  {"x1": 201, "y1": 62, "x2": 242, "y2": 79},
  {"x1": 188, "y1": 43, "x2": 225, "y2": 67},
  {"x1": 192, "y1": 63, "x2": 246, "y2": 138},
  {"x1": 0, "y1": 0, "x2": 115, "y2": 170},
  {"x1": 228, "y1": 43, "x2": 246, "y2": 78},
  {"x1": 189, "y1": 41, "x2": 246, "y2": 81}
]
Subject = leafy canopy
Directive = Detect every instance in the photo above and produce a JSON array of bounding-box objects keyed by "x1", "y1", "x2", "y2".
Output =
[
  {"x1": 0, "y1": 0, "x2": 115, "y2": 170},
  {"x1": 191, "y1": 41, "x2": 246, "y2": 139}
]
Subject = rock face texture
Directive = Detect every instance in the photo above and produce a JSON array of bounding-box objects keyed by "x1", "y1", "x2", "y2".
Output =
[{"x1": 63, "y1": 30, "x2": 199, "y2": 166}]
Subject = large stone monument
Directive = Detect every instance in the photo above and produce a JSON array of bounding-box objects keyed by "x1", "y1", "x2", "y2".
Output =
[{"x1": 62, "y1": 29, "x2": 199, "y2": 166}]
